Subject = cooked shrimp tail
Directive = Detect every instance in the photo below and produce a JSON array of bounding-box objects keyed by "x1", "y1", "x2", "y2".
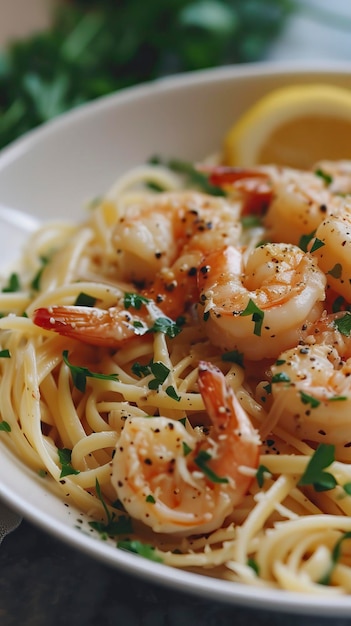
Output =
[{"x1": 32, "y1": 304, "x2": 149, "y2": 348}]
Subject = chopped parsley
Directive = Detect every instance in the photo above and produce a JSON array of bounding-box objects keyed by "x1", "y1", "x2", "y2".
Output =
[
  {"x1": 271, "y1": 372, "x2": 291, "y2": 384},
  {"x1": 309, "y1": 238, "x2": 325, "y2": 253},
  {"x1": 334, "y1": 311, "x2": 351, "y2": 337},
  {"x1": 327, "y1": 263, "x2": 343, "y2": 279},
  {"x1": 57, "y1": 448, "x2": 80, "y2": 478},
  {"x1": 194, "y1": 449, "x2": 229, "y2": 484},
  {"x1": 319, "y1": 531, "x2": 351, "y2": 585},
  {"x1": 221, "y1": 349, "x2": 244, "y2": 367},
  {"x1": 62, "y1": 350, "x2": 119, "y2": 392},
  {"x1": 298, "y1": 444, "x2": 337, "y2": 492},
  {"x1": 299, "y1": 390, "x2": 320, "y2": 409},
  {"x1": 148, "y1": 316, "x2": 182, "y2": 338},
  {"x1": 0, "y1": 421, "x2": 11, "y2": 432},
  {"x1": 182, "y1": 441, "x2": 192, "y2": 456},
  {"x1": 299, "y1": 230, "x2": 316, "y2": 253},
  {"x1": 74, "y1": 292, "x2": 97, "y2": 307},
  {"x1": 89, "y1": 479, "x2": 133, "y2": 537},
  {"x1": 1, "y1": 273, "x2": 20, "y2": 293},
  {"x1": 149, "y1": 156, "x2": 225, "y2": 197},
  {"x1": 124, "y1": 292, "x2": 151, "y2": 310},
  {"x1": 315, "y1": 168, "x2": 333, "y2": 186},
  {"x1": 240, "y1": 298, "x2": 264, "y2": 336},
  {"x1": 147, "y1": 361, "x2": 170, "y2": 390},
  {"x1": 117, "y1": 539, "x2": 163, "y2": 562},
  {"x1": 30, "y1": 256, "x2": 49, "y2": 291},
  {"x1": 256, "y1": 464, "x2": 271, "y2": 488},
  {"x1": 0, "y1": 349, "x2": 11, "y2": 358},
  {"x1": 165, "y1": 385, "x2": 181, "y2": 401}
]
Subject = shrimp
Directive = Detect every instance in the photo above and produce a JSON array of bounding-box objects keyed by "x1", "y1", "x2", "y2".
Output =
[
  {"x1": 300, "y1": 310, "x2": 351, "y2": 359},
  {"x1": 32, "y1": 191, "x2": 242, "y2": 346},
  {"x1": 208, "y1": 164, "x2": 344, "y2": 246},
  {"x1": 268, "y1": 343, "x2": 351, "y2": 455},
  {"x1": 31, "y1": 280, "x2": 188, "y2": 349},
  {"x1": 311, "y1": 202, "x2": 351, "y2": 303},
  {"x1": 197, "y1": 242, "x2": 326, "y2": 361},
  {"x1": 112, "y1": 191, "x2": 242, "y2": 284},
  {"x1": 111, "y1": 361, "x2": 260, "y2": 535}
]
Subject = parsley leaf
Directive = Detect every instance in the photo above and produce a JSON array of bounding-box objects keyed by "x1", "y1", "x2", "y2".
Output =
[
  {"x1": 1, "y1": 273, "x2": 20, "y2": 293},
  {"x1": 315, "y1": 168, "x2": 333, "y2": 186},
  {"x1": 256, "y1": 464, "x2": 271, "y2": 488},
  {"x1": 57, "y1": 448, "x2": 80, "y2": 478},
  {"x1": 0, "y1": 421, "x2": 11, "y2": 432},
  {"x1": 319, "y1": 531, "x2": 351, "y2": 585},
  {"x1": 299, "y1": 230, "x2": 316, "y2": 253},
  {"x1": 117, "y1": 539, "x2": 163, "y2": 562},
  {"x1": 166, "y1": 385, "x2": 181, "y2": 401},
  {"x1": 299, "y1": 390, "x2": 320, "y2": 409},
  {"x1": 124, "y1": 292, "x2": 151, "y2": 310},
  {"x1": 74, "y1": 292, "x2": 97, "y2": 307},
  {"x1": 148, "y1": 361, "x2": 170, "y2": 390},
  {"x1": 271, "y1": 372, "x2": 291, "y2": 384},
  {"x1": 89, "y1": 478, "x2": 133, "y2": 537},
  {"x1": 148, "y1": 316, "x2": 182, "y2": 338},
  {"x1": 334, "y1": 312, "x2": 351, "y2": 337},
  {"x1": 327, "y1": 263, "x2": 343, "y2": 279},
  {"x1": 0, "y1": 349, "x2": 11, "y2": 358},
  {"x1": 221, "y1": 349, "x2": 244, "y2": 367},
  {"x1": 62, "y1": 350, "x2": 118, "y2": 392},
  {"x1": 149, "y1": 156, "x2": 225, "y2": 197},
  {"x1": 194, "y1": 449, "x2": 229, "y2": 484},
  {"x1": 298, "y1": 444, "x2": 337, "y2": 492},
  {"x1": 240, "y1": 299, "x2": 264, "y2": 336}
]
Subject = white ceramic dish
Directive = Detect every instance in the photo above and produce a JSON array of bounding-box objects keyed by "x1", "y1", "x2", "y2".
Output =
[{"x1": 2, "y1": 61, "x2": 351, "y2": 616}]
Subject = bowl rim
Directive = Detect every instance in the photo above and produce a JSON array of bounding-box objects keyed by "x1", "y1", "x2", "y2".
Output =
[{"x1": 2, "y1": 60, "x2": 351, "y2": 616}]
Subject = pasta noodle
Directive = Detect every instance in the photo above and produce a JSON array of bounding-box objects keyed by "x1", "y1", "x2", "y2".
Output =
[{"x1": 2, "y1": 156, "x2": 351, "y2": 593}]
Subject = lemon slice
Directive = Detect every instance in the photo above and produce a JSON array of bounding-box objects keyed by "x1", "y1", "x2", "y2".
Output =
[{"x1": 224, "y1": 84, "x2": 351, "y2": 169}]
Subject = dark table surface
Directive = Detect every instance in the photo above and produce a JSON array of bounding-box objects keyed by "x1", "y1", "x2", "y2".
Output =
[{"x1": 1, "y1": 516, "x2": 351, "y2": 626}]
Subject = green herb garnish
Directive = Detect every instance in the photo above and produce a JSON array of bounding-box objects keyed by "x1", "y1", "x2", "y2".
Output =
[
  {"x1": 150, "y1": 156, "x2": 225, "y2": 196},
  {"x1": 0, "y1": 421, "x2": 11, "y2": 432},
  {"x1": 62, "y1": 350, "x2": 118, "y2": 392},
  {"x1": 74, "y1": 292, "x2": 97, "y2": 307},
  {"x1": 327, "y1": 263, "x2": 343, "y2": 279},
  {"x1": 166, "y1": 385, "x2": 181, "y2": 401},
  {"x1": 271, "y1": 372, "x2": 290, "y2": 384},
  {"x1": 256, "y1": 464, "x2": 271, "y2": 488},
  {"x1": 1, "y1": 273, "x2": 20, "y2": 293},
  {"x1": 148, "y1": 316, "x2": 182, "y2": 338},
  {"x1": 298, "y1": 444, "x2": 337, "y2": 492},
  {"x1": 319, "y1": 531, "x2": 351, "y2": 585},
  {"x1": 124, "y1": 292, "x2": 151, "y2": 310},
  {"x1": 240, "y1": 299, "x2": 264, "y2": 336},
  {"x1": 333, "y1": 311, "x2": 351, "y2": 337},
  {"x1": 194, "y1": 449, "x2": 229, "y2": 484},
  {"x1": 298, "y1": 230, "x2": 316, "y2": 253},
  {"x1": 57, "y1": 448, "x2": 80, "y2": 478},
  {"x1": 299, "y1": 390, "x2": 320, "y2": 409},
  {"x1": 221, "y1": 349, "x2": 244, "y2": 367},
  {"x1": 89, "y1": 479, "x2": 133, "y2": 537},
  {"x1": 315, "y1": 168, "x2": 333, "y2": 186},
  {"x1": 0, "y1": 349, "x2": 11, "y2": 358},
  {"x1": 148, "y1": 361, "x2": 170, "y2": 390},
  {"x1": 117, "y1": 539, "x2": 162, "y2": 562}
]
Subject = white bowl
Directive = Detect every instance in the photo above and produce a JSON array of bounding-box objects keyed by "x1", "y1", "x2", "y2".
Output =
[{"x1": 1, "y1": 61, "x2": 351, "y2": 616}]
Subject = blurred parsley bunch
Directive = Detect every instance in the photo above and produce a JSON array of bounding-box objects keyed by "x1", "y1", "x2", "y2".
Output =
[{"x1": 0, "y1": 0, "x2": 295, "y2": 150}]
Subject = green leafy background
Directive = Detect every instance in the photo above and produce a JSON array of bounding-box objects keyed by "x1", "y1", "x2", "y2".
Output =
[{"x1": 0, "y1": 0, "x2": 295, "y2": 150}]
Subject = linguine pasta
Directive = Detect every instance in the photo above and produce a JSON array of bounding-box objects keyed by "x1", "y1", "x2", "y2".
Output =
[{"x1": 2, "y1": 158, "x2": 351, "y2": 593}]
